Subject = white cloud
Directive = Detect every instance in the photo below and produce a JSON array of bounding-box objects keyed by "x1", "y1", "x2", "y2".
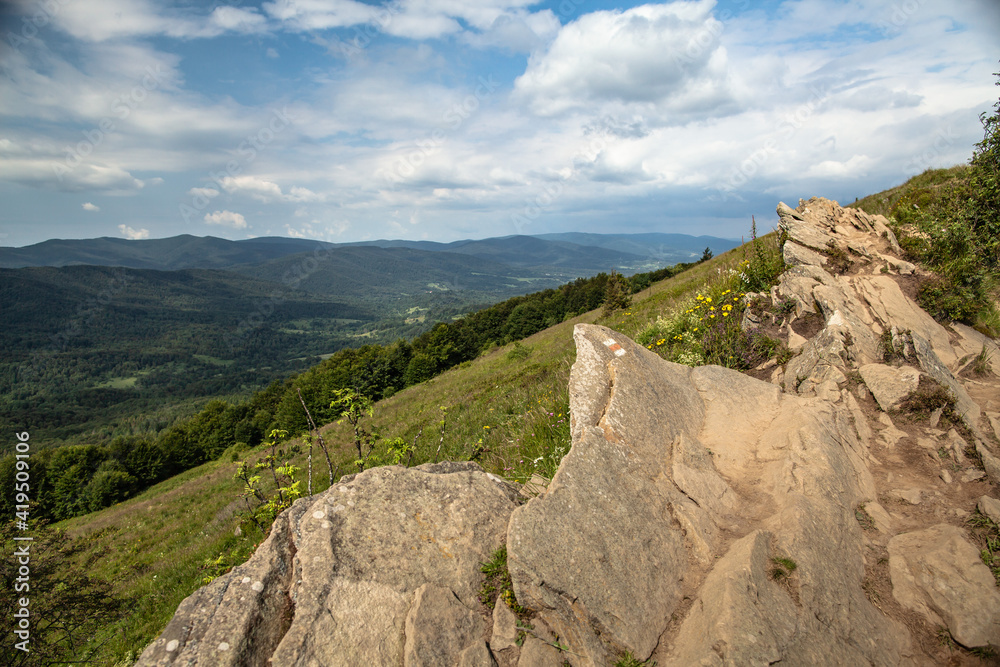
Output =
[
  {"x1": 462, "y1": 9, "x2": 561, "y2": 53},
  {"x1": 262, "y1": 0, "x2": 381, "y2": 31},
  {"x1": 188, "y1": 187, "x2": 220, "y2": 198},
  {"x1": 45, "y1": 0, "x2": 268, "y2": 41},
  {"x1": 209, "y1": 6, "x2": 268, "y2": 34},
  {"x1": 82, "y1": 202, "x2": 100, "y2": 211},
  {"x1": 514, "y1": 1, "x2": 738, "y2": 121},
  {"x1": 118, "y1": 224, "x2": 150, "y2": 239},
  {"x1": 219, "y1": 175, "x2": 323, "y2": 202},
  {"x1": 204, "y1": 210, "x2": 248, "y2": 229},
  {"x1": 0, "y1": 153, "x2": 146, "y2": 192},
  {"x1": 266, "y1": 47, "x2": 280, "y2": 58}
]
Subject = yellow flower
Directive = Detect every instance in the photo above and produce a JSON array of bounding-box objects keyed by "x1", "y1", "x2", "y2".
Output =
[
  {"x1": 723, "y1": 312, "x2": 729, "y2": 317},
  {"x1": 710, "y1": 314, "x2": 716, "y2": 318},
  {"x1": 709, "y1": 306, "x2": 715, "y2": 311},
  {"x1": 705, "y1": 297, "x2": 713, "y2": 303}
]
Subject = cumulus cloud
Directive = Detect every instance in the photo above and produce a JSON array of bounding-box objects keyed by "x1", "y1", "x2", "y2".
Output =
[
  {"x1": 204, "y1": 210, "x2": 248, "y2": 229},
  {"x1": 461, "y1": 9, "x2": 560, "y2": 53},
  {"x1": 514, "y1": 1, "x2": 737, "y2": 121},
  {"x1": 118, "y1": 224, "x2": 150, "y2": 239},
  {"x1": 187, "y1": 187, "x2": 220, "y2": 198},
  {"x1": 82, "y1": 202, "x2": 100, "y2": 211}
]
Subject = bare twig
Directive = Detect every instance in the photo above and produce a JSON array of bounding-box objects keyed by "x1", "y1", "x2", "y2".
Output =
[{"x1": 297, "y1": 387, "x2": 335, "y2": 488}]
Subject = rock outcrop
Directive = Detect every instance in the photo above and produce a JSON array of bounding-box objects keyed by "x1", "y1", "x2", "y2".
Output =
[
  {"x1": 139, "y1": 198, "x2": 1000, "y2": 666},
  {"x1": 138, "y1": 462, "x2": 518, "y2": 666}
]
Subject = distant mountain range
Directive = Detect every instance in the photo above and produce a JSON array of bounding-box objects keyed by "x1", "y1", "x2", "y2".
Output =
[
  {"x1": 0, "y1": 232, "x2": 740, "y2": 274},
  {"x1": 0, "y1": 229, "x2": 740, "y2": 447}
]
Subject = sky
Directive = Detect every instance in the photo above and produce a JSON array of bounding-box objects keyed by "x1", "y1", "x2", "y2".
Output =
[{"x1": 0, "y1": 0, "x2": 997, "y2": 248}]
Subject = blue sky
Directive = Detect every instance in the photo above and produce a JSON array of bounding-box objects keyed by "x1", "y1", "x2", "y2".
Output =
[{"x1": 0, "y1": 0, "x2": 997, "y2": 247}]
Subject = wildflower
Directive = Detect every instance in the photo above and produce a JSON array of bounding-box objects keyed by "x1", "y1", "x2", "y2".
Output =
[{"x1": 705, "y1": 297, "x2": 712, "y2": 303}]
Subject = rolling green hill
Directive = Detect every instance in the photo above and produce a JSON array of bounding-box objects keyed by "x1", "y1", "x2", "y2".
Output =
[{"x1": 0, "y1": 265, "x2": 374, "y2": 447}]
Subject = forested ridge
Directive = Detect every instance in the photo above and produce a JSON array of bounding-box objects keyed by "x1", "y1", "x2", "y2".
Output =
[{"x1": 0, "y1": 262, "x2": 692, "y2": 523}]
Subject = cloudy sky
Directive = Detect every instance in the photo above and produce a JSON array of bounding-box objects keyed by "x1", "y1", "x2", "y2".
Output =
[{"x1": 0, "y1": 0, "x2": 997, "y2": 247}]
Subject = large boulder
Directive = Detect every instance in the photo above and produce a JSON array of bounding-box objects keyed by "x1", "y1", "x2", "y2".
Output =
[
  {"x1": 507, "y1": 324, "x2": 907, "y2": 666},
  {"x1": 888, "y1": 524, "x2": 1000, "y2": 648},
  {"x1": 137, "y1": 462, "x2": 518, "y2": 666}
]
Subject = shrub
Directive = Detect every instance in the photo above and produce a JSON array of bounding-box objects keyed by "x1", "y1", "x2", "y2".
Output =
[
  {"x1": 603, "y1": 271, "x2": 633, "y2": 315},
  {"x1": 739, "y1": 218, "x2": 786, "y2": 293}
]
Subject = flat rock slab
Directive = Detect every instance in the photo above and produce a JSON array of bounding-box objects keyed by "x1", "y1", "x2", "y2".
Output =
[
  {"x1": 888, "y1": 524, "x2": 1000, "y2": 648},
  {"x1": 137, "y1": 462, "x2": 517, "y2": 666},
  {"x1": 979, "y1": 496, "x2": 1000, "y2": 525},
  {"x1": 859, "y1": 363, "x2": 920, "y2": 412}
]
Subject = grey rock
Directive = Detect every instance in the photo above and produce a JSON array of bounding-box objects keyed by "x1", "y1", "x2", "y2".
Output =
[
  {"x1": 490, "y1": 598, "x2": 519, "y2": 652},
  {"x1": 977, "y1": 441, "x2": 1000, "y2": 485},
  {"x1": 858, "y1": 363, "x2": 920, "y2": 412},
  {"x1": 512, "y1": 324, "x2": 905, "y2": 667},
  {"x1": 889, "y1": 524, "x2": 1000, "y2": 648},
  {"x1": 978, "y1": 496, "x2": 1000, "y2": 525},
  {"x1": 911, "y1": 333, "x2": 983, "y2": 440},
  {"x1": 783, "y1": 240, "x2": 828, "y2": 267},
  {"x1": 517, "y1": 636, "x2": 563, "y2": 667},
  {"x1": 889, "y1": 488, "x2": 923, "y2": 505},
  {"x1": 403, "y1": 583, "x2": 486, "y2": 667},
  {"x1": 138, "y1": 463, "x2": 517, "y2": 666}
]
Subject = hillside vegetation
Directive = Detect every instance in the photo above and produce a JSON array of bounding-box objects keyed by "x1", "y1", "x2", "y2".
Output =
[{"x1": 4, "y1": 79, "x2": 999, "y2": 666}]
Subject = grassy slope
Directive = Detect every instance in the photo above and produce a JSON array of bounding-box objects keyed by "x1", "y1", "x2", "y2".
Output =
[
  {"x1": 849, "y1": 165, "x2": 969, "y2": 218},
  {"x1": 48, "y1": 163, "x2": 1000, "y2": 664},
  {"x1": 57, "y1": 246, "x2": 745, "y2": 664}
]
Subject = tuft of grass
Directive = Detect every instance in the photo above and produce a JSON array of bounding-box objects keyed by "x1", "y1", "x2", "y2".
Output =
[
  {"x1": 895, "y1": 377, "x2": 956, "y2": 419},
  {"x1": 770, "y1": 556, "x2": 798, "y2": 580},
  {"x1": 824, "y1": 240, "x2": 852, "y2": 274},
  {"x1": 614, "y1": 651, "x2": 657, "y2": 667},
  {"x1": 506, "y1": 341, "x2": 533, "y2": 361},
  {"x1": 972, "y1": 344, "x2": 994, "y2": 376},
  {"x1": 478, "y1": 545, "x2": 527, "y2": 614},
  {"x1": 855, "y1": 503, "x2": 876, "y2": 531},
  {"x1": 967, "y1": 510, "x2": 1000, "y2": 586}
]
